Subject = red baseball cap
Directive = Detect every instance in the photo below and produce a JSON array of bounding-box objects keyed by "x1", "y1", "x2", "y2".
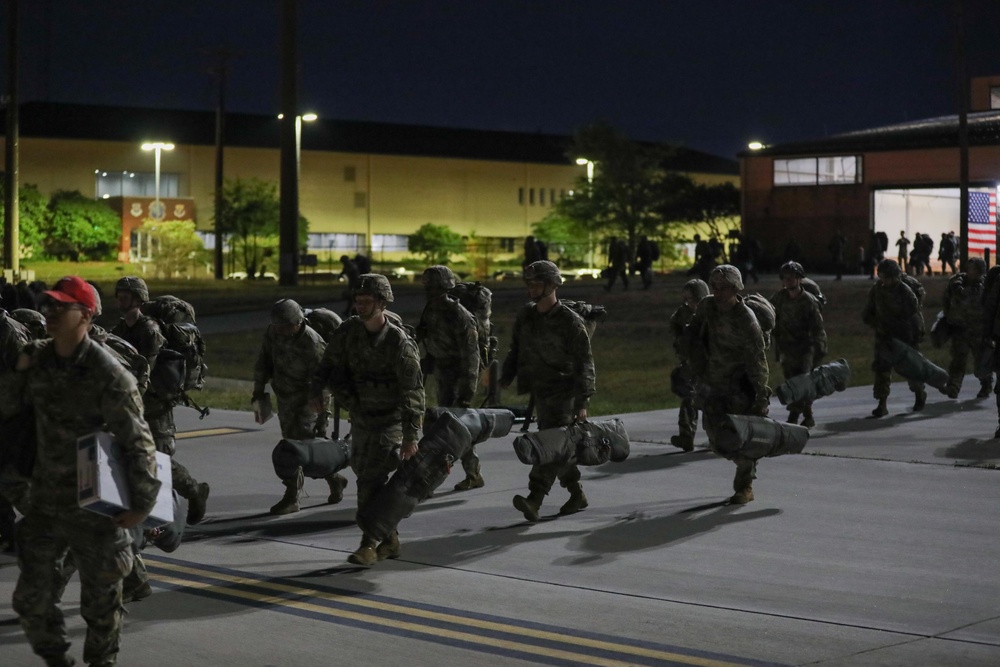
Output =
[{"x1": 42, "y1": 275, "x2": 98, "y2": 313}]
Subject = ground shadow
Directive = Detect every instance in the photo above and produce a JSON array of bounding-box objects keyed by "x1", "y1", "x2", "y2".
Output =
[
  {"x1": 938, "y1": 437, "x2": 1000, "y2": 464},
  {"x1": 560, "y1": 503, "x2": 781, "y2": 567},
  {"x1": 400, "y1": 523, "x2": 588, "y2": 569},
  {"x1": 585, "y1": 449, "x2": 714, "y2": 480},
  {"x1": 816, "y1": 397, "x2": 984, "y2": 437}
]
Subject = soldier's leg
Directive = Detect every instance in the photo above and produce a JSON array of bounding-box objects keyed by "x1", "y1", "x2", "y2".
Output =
[
  {"x1": 435, "y1": 372, "x2": 458, "y2": 410},
  {"x1": 871, "y1": 342, "x2": 893, "y2": 416},
  {"x1": 68, "y1": 511, "x2": 133, "y2": 667},
  {"x1": 730, "y1": 456, "x2": 757, "y2": 505},
  {"x1": 671, "y1": 397, "x2": 697, "y2": 451},
  {"x1": 349, "y1": 425, "x2": 401, "y2": 564},
  {"x1": 514, "y1": 392, "x2": 574, "y2": 521},
  {"x1": 454, "y1": 446, "x2": 484, "y2": 491},
  {"x1": 556, "y1": 463, "x2": 587, "y2": 515},
  {"x1": 908, "y1": 377, "x2": 927, "y2": 411},
  {"x1": 946, "y1": 333, "x2": 970, "y2": 398},
  {"x1": 13, "y1": 512, "x2": 73, "y2": 664}
]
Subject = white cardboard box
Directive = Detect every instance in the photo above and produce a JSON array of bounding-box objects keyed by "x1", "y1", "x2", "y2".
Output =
[{"x1": 77, "y1": 431, "x2": 174, "y2": 528}]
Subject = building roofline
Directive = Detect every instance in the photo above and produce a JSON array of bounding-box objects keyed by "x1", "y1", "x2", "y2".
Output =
[{"x1": 4, "y1": 101, "x2": 738, "y2": 175}]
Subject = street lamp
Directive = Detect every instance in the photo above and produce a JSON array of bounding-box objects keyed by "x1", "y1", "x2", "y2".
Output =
[
  {"x1": 575, "y1": 157, "x2": 596, "y2": 266},
  {"x1": 141, "y1": 141, "x2": 174, "y2": 220},
  {"x1": 575, "y1": 157, "x2": 595, "y2": 185},
  {"x1": 747, "y1": 141, "x2": 765, "y2": 151},
  {"x1": 278, "y1": 112, "x2": 317, "y2": 177}
]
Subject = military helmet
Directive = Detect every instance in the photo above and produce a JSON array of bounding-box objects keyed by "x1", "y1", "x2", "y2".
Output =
[
  {"x1": 421, "y1": 265, "x2": 457, "y2": 290},
  {"x1": 115, "y1": 276, "x2": 149, "y2": 302},
  {"x1": 682, "y1": 279, "x2": 709, "y2": 302},
  {"x1": 271, "y1": 298, "x2": 305, "y2": 326},
  {"x1": 779, "y1": 261, "x2": 805, "y2": 279},
  {"x1": 354, "y1": 273, "x2": 394, "y2": 303},
  {"x1": 523, "y1": 260, "x2": 563, "y2": 286},
  {"x1": 10, "y1": 308, "x2": 46, "y2": 340},
  {"x1": 876, "y1": 258, "x2": 902, "y2": 279},
  {"x1": 86, "y1": 281, "x2": 104, "y2": 317},
  {"x1": 709, "y1": 264, "x2": 744, "y2": 291},
  {"x1": 968, "y1": 257, "x2": 987, "y2": 275}
]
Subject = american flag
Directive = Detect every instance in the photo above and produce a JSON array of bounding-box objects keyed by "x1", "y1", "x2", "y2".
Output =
[{"x1": 968, "y1": 191, "x2": 997, "y2": 253}]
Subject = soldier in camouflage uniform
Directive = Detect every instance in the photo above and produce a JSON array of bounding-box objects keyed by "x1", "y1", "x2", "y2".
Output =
[
  {"x1": 942, "y1": 257, "x2": 992, "y2": 399},
  {"x1": 112, "y1": 277, "x2": 210, "y2": 525},
  {"x1": 500, "y1": 261, "x2": 596, "y2": 521},
  {"x1": 415, "y1": 265, "x2": 484, "y2": 490},
  {"x1": 0, "y1": 276, "x2": 161, "y2": 667},
  {"x1": 0, "y1": 298, "x2": 31, "y2": 552},
  {"x1": 668, "y1": 279, "x2": 709, "y2": 451},
  {"x1": 862, "y1": 259, "x2": 926, "y2": 417},
  {"x1": 311, "y1": 274, "x2": 424, "y2": 566},
  {"x1": 770, "y1": 261, "x2": 827, "y2": 428},
  {"x1": 685, "y1": 265, "x2": 770, "y2": 504},
  {"x1": 254, "y1": 298, "x2": 348, "y2": 515}
]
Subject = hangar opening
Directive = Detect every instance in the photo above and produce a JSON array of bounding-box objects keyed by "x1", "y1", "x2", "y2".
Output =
[{"x1": 873, "y1": 186, "x2": 998, "y2": 273}]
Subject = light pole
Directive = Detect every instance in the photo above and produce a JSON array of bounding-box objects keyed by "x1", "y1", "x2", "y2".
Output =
[
  {"x1": 576, "y1": 157, "x2": 596, "y2": 267},
  {"x1": 278, "y1": 112, "x2": 317, "y2": 180},
  {"x1": 141, "y1": 141, "x2": 174, "y2": 220}
]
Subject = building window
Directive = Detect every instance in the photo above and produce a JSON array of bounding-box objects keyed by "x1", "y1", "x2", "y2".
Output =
[
  {"x1": 991, "y1": 86, "x2": 1000, "y2": 110},
  {"x1": 550, "y1": 189, "x2": 556, "y2": 205},
  {"x1": 773, "y1": 156, "x2": 862, "y2": 186},
  {"x1": 499, "y1": 237, "x2": 516, "y2": 252},
  {"x1": 95, "y1": 170, "x2": 179, "y2": 198},
  {"x1": 354, "y1": 192, "x2": 368, "y2": 208},
  {"x1": 308, "y1": 233, "x2": 363, "y2": 252},
  {"x1": 372, "y1": 234, "x2": 408, "y2": 252},
  {"x1": 539, "y1": 188, "x2": 546, "y2": 206},
  {"x1": 344, "y1": 166, "x2": 357, "y2": 182},
  {"x1": 529, "y1": 188, "x2": 535, "y2": 205},
  {"x1": 518, "y1": 187, "x2": 525, "y2": 205}
]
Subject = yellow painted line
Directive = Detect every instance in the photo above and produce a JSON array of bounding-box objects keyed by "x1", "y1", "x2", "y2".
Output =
[
  {"x1": 176, "y1": 427, "x2": 247, "y2": 440},
  {"x1": 149, "y1": 559, "x2": 752, "y2": 667}
]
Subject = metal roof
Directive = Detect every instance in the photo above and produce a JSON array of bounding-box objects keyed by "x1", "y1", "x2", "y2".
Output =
[
  {"x1": 739, "y1": 109, "x2": 1000, "y2": 158},
  {"x1": 4, "y1": 101, "x2": 737, "y2": 175}
]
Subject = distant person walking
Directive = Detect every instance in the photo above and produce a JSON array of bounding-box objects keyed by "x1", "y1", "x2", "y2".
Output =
[
  {"x1": 896, "y1": 231, "x2": 910, "y2": 274},
  {"x1": 604, "y1": 237, "x2": 630, "y2": 291},
  {"x1": 828, "y1": 231, "x2": 847, "y2": 281}
]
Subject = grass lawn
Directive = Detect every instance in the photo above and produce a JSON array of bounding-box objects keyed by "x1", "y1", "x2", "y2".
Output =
[{"x1": 174, "y1": 271, "x2": 958, "y2": 417}]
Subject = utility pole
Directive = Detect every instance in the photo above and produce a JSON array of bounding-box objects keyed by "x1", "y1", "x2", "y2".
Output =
[
  {"x1": 207, "y1": 47, "x2": 239, "y2": 280},
  {"x1": 3, "y1": 0, "x2": 20, "y2": 277},
  {"x1": 956, "y1": 0, "x2": 969, "y2": 270},
  {"x1": 278, "y1": 0, "x2": 299, "y2": 286}
]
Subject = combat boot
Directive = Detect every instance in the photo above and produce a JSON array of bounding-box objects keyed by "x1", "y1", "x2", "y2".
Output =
[
  {"x1": 559, "y1": 483, "x2": 589, "y2": 516},
  {"x1": 730, "y1": 459, "x2": 755, "y2": 505},
  {"x1": 376, "y1": 530, "x2": 401, "y2": 561},
  {"x1": 43, "y1": 656, "x2": 75, "y2": 667},
  {"x1": 945, "y1": 383, "x2": 960, "y2": 400},
  {"x1": 669, "y1": 434, "x2": 694, "y2": 452},
  {"x1": 912, "y1": 389, "x2": 927, "y2": 412},
  {"x1": 454, "y1": 473, "x2": 485, "y2": 491},
  {"x1": 977, "y1": 381, "x2": 992, "y2": 399},
  {"x1": 786, "y1": 411, "x2": 801, "y2": 425},
  {"x1": 324, "y1": 473, "x2": 348, "y2": 504},
  {"x1": 729, "y1": 486, "x2": 754, "y2": 505},
  {"x1": 186, "y1": 482, "x2": 211, "y2": 525},
  {"x1": 801, "y1": 408, "x2": 815, "y2": 429},
  {"x1": 871, "y1": 399, "x2": 888, "y2": 418},
  {"x1": 347, "y1": 535, "x2": 379, "y2": 566},
  {"x1": 512, "y1": 490, "x2": 544, "y2": 522},
  {"x1": 270, "y1": 467, "x2": 304, "y2": 515}
]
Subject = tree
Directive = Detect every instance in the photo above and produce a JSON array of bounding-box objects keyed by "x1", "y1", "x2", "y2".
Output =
[
  {"x1": 554, "y1": 122, "x2": 674, "y2": 253},
  {"x1": 408, "y1": 223, "x2": 463, "y2": 265},
  {"x1": 215, "y1": 177, "x2": 309, "y2": 278},
  {"x1": 43, "y1": 190, "x2": 121, "y2": 260},
  {"x1": 532, "y1": 212, "x2": 589, "y2": 265},
  {"x1": 671, "y1": 180, "x2": 741, "y2": 241},
  {"x1": 139, "y1": 220, "x2": 208, "y2": 278},
  {"x1": 0, "y1": 182, "x2": 48, "y2": 260}
]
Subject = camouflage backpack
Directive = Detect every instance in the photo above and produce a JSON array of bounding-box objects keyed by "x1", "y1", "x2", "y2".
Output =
[
  {"x1": 140, "y1": 295, "x2": 207, "y2": 401},
  {"x1": 448, "y1": 281, "x2": 493, "y2": 365},
  {"x1": 560, "y1": 300, "x2": 608, "y2": 338},
  {"x1": 304, "y1": 307, "x2": 343, "y2": 345},
  {"x1": 743, "y1": 293, "x2": 776, "y2": 350},
  {"x1": 801, "y1": 277, "x2": 827, "y2": 311},
  {"x1": 91, "y1": 324, "x2": 151, "y2": 396}
]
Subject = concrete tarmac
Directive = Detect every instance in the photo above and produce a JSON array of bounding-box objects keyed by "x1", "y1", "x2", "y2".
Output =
[{"x1": 2, "y1": 379, "x2": 999, "y2": 666}]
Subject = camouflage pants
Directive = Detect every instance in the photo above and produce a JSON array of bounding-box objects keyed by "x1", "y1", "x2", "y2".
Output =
[
  {"x1": 948, "y1": 328, "x2": 992, "y2": 393},
  {"x1": 526, "y1": 391, "x2": 581, "y2": 497},
  {"x1": 349, "y1": 422, "x2": 401, "y2": 522},
  {"x1": 147, "y1": 409, "x2": 201, "y2": 500},
  {"x1": 700, "y1": 391, "x2": 758, "y2": 489},
  {"x1": 435, "y1": 364, "x2": 481, "y2": 477},
  {"x1": 14, "y1": 508, "x2": 133, "y2": 666},
  {"x1": 276, "y1": 396, "x2": 322, "y2": 440},
  {"x1": 872, "y1": 339, "x2": 924, "y2": 400},
  {"x1": 780, "y1": 351, "x2": 816, "y2": 413},
  {"x1": 677, "y1": 396, "x2": 699, "y2": 439}
]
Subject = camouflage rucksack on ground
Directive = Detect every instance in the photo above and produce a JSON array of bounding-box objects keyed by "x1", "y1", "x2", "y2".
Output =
[
  {"x1": 141, "y1": 295, "x2": 207, "y2": 402},
  {"x1": 449, "y1": 281, "x2": 493, "y2": 365}
]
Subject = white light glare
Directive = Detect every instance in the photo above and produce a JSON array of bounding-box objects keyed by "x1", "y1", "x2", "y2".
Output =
[{"x1": 747, "y1": 141, "x2": 765, "y2": 150}]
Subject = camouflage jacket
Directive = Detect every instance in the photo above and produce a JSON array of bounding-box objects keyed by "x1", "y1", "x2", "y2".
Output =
[
  {"x1": 312, "y1": 316, "x2": 424, "y2": 441},
  {"x1": 111, "y1": 313, "x2": 172, "y2": 413},
  {"x1": 862, "y1": 280, "x2": 922, "y2": 345},
  {"x1": 254, "y1": 323, "x2": 327, "y2": 401},
  {"x1": 942, "y1": 273, "x2": 985, "y2": 332},
  {"x1": 669, "y1": 303, "x2": 697, "y2": 361},
  {"x1": 416, "y1": 294, "x2": 480, "y2": 384},
  {"x1": 0, "y1": 336, "x2": 160, "y2": 514},
  {"x1": 0, "y1": 309, "x2": 30, "y2": 373},
  {"x1": 769, "y1": 289, "x2": 827, "y2": 358},
  {"x1": 685, "y1": 295, "x2": 769, "y2": 407},
  {"x1": 499, "y1": 300, "x2": 595, "y2": 411}
]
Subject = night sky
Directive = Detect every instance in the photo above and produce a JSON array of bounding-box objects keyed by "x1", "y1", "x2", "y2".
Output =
[{"x1": 6, "y1": 0, "x2": 1000, "y2": 160}]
